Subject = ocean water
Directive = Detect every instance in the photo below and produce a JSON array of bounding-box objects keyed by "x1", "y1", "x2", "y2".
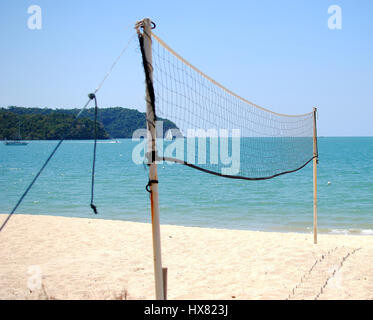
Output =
[{"x1": 0, "y1": 137, "x2": 372, "y2": 235}]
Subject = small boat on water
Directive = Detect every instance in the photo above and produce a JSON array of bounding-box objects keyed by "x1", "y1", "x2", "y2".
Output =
[
  {"x1": 3, "y1": 122, "x2": 28, "y2": 146},
  {"x1": 4, "y1": 139, "x2": 28, "y2": 146},
  {"x1": 97, "y1": 139, "x2": 120, "y2": 144}
]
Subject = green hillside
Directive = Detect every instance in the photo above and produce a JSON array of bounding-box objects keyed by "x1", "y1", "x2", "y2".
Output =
[{"x1": 0, "y1": 106, "x2": 178, "y2": 140}]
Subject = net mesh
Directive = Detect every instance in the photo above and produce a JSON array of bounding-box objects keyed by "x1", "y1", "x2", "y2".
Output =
[{"x1": 149, "y1": 32, "x2": 316, "y2": 180}]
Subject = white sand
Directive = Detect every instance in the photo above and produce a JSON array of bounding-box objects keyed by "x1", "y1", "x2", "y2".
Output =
[{"x1": 0, "y1": 214, "x2": 372, "y2": 300}]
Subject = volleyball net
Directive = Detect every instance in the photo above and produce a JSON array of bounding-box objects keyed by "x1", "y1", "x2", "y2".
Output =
[{"x1": 137, "y1": 25, "x2": 318, "y2": 181}]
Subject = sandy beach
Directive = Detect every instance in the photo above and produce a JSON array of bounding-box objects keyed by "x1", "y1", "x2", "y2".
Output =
[{"x1": 0, "y1": 213, "x2": 372, "y2": 300}]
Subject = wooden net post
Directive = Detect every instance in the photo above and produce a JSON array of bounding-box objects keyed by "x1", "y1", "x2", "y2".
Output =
[
  {"x1": 142, "y1": 18, "x2": 165, "y2": 300},
  {"x1": 313, "y1": 107, "x2": 318, "y2": 244}
]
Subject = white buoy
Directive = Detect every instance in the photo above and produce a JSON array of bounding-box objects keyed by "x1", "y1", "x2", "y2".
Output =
[{"x1": 327, "y1": 181, "x2": 331, "y2": 185}]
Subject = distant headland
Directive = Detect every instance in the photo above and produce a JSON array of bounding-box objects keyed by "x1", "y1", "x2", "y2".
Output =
[{"x1": 0, "y1": 106, "x2": 177, "y2": 140}]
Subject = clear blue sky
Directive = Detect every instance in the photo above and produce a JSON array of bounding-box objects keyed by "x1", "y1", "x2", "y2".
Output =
[{"x1": 0, "y1": 0, "x2": 372, "y2": 136}]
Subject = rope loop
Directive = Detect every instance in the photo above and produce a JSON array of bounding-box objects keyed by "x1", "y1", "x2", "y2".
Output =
[{"x1": 146, "y1": 180, "x2": 158, "y2": 193}]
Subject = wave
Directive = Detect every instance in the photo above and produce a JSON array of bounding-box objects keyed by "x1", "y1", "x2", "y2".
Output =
[
  {"x1": 328, "y1": 228, "x2": 373, "y2": 235},
  {"x1": 62, "y1": 140, "x2": 121, "y2": 144}
]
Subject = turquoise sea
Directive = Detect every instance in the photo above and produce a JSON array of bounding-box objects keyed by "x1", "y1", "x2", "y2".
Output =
[{"x1": 0, "y1": 137, "x2": 372, "y2": 235}]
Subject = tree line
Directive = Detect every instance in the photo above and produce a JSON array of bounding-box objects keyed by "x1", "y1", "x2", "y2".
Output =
[{"x1": 0, "y1": 106, "x2": 177, "y2": 140}]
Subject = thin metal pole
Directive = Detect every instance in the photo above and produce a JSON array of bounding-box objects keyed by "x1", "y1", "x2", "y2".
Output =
[
  {"x1": 143, "y1": 18, "x2": 164, "y2": 300},
  {"x1": 163, "y1": 267, "x2": 168, "y2": 300},
  {"x1": 313, "y1": 107, "x2": 318, "y2": 244}
]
